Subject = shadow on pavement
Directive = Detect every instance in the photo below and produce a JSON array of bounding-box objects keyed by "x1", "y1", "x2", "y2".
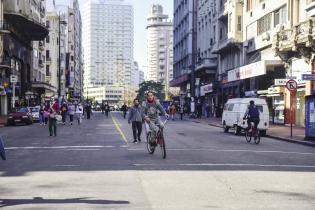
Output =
[{"x1": 0, "y1": 197, "x2": 130, "y2": 208}]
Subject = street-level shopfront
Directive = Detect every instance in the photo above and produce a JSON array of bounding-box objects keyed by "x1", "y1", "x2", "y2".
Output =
[
  {"x1": 224, "y1": 60, "x2": 287, "y2": 122},
  {"x1": 200, "y1": 83, "x2": 216, "y2": 117}
]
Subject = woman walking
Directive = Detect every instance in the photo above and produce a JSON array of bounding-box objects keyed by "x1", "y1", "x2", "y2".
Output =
[
  {"x1": 170, "y1": 104, "x2": 177, "y2": 120},
  {"x1": 48, "y1": 106, "x2": 57, "y2": 137},
  {"x1": 75, "y1": 103, "x2": 84, "y2": 125},
  {"x1": 44, "y1": 101, "x2": 50, "y2": 125},
  {"x1": 61, "y1": 103, "x2": 68, "y2": 125},
  {"x1": 68, "y1": 102, "x2": 75, "y2": 125}
]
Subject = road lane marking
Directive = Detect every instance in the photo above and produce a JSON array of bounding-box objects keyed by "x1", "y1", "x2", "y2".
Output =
[
  {"x1": 111, "y1": 116, "x2": 128, "y2": 144},
  {"x1": 127, "y1": 148, "x2": 315, "y2": 155},
  {"x1": 6, "y1": 145, "x2": 115, "y2": 150},
  {"x1": 55, "y1": 165, "x2": 80, "y2": 167},
  {"x1": 133, "y1": 163, "x2": 315, "y2": 168}
]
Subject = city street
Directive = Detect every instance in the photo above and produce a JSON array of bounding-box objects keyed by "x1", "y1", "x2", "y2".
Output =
[{"x1": 0, "y1": 112, "x2": 315, "y2": 209}]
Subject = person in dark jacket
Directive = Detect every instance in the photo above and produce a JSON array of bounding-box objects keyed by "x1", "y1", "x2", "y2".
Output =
[
  {"x1": 104, "y1": 102, "x2": 110, "y2": 118},
  {"x1": 121, "y1": 103, "x2": 127, "y2": 119},
  {"x1": 60, "y1": 103, "x2": 68, "y2": 125},
  {"x1": 85, "y1": 102, "x2": 92, "y2": 119},
  {"x1": 128, "y1": 99, "x2": 143, "y2": 143}
]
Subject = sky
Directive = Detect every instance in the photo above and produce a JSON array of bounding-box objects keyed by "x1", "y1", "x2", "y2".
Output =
[{"x1": 55, "y1": 0, "x2": 173, "y2": 74}]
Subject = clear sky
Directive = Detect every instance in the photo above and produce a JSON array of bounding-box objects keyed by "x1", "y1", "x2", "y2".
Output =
[{"x1": 55, "y1": 0, "x2": 173, "y2": 74}]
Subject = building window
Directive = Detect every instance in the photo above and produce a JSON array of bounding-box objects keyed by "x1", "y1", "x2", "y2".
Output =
[
  {"x1": 46, "y1": 65, "x2": 50, "y2": 76},
  {"x1": 228, "y1": 13, "x2": 232, "y2": 32},
  {"x1": 237, "y1": 16, "x2": 242, "y2": 31},
  {"x1": 257, "y1": 13, "x2": 271, "y2": 35},
  {"x1": 46, "y1": 50, "x2": 49, "y2": 58},
  {"x1": 274, "y1": 5, "x2": 287, "y2": 27},
  {"x1": 46, "y1": 20, "x2": 50, "y2": 28},
  {"x1": 247, "y1": 0, "x2": 252, "y2": 11},
  {"x1": 46, "y1": 35, "x2": 50, "y2": 43}
]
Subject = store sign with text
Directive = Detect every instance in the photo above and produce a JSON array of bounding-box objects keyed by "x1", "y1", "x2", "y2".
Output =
[
  {"x1": 228, "y1": 61, "x2": 266, "y2": 82},
  {"x1": 200, "y1": 83, "x2": 213, "y2": 96}
]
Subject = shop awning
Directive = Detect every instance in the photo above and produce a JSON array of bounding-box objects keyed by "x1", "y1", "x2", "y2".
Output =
[
  {"x1": 170, "y1": 74, "x2": 190, "y2": 87},
  {"x1": 228, "y1": 60, "x2": 283, "y2": 82}
]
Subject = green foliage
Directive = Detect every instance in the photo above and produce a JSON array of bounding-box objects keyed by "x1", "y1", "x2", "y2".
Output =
[{"x1": 137, "y1": 80, "x2": 165, "y2": 101}]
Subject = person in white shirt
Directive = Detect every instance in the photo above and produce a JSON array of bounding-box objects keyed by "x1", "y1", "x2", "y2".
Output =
[{"x1": 75, "y1": 103, "x2": 84, "y2": 125}]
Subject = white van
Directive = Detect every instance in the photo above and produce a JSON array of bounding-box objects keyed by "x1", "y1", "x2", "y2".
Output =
[{"x1": 222, "y1": 98, "x2": 269, "y2": 135}]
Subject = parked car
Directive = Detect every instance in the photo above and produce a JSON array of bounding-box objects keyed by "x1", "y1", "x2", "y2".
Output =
[
  {"x1": 29, "y1": 106, "x2": 40, "y2": 122},
  {"x1": 7, "y1": 107, "x2": 33, "y2": 126},
  {"x1": 222, "y1": 98, "x2": 269, "y2": 136}
]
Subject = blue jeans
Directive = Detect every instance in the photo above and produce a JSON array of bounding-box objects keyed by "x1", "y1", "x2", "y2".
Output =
[{"x1": 39, "y1": 114, "x2": 44, "y2": 124}]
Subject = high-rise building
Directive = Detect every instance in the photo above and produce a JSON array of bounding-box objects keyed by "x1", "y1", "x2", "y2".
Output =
[
  {"x1": 146, "y1": 4, "x2": 173, "y2": 96},
  {"x1": 61, "y1": 0, "x2": 82, "y2": 99},
  {"x1": 172, "y1": 0, "x2": 198, "y2": 97},
  {"x1": 131, "y1": 61, "x2": 140, "y2": 89},
  {"x1": 82, "y1": 0, "x2": 134, "y2": 104},
  {"x1": 46, "y1": 3, "x2": 68, "y2": 98}
]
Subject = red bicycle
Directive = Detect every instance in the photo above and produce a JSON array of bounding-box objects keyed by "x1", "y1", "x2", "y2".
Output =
[{"x1": 145, "y1": 119, "x2": 168, "y2": 159}]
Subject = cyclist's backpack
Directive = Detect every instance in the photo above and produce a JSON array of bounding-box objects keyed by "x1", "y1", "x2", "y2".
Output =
[{"x1": 248, "y1": 106, "x2": 260, "y2": 118}]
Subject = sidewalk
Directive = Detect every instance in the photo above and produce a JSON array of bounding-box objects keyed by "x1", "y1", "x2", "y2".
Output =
[{"x1": 187, "y1": 116, "x2": 315, "y2": 147}]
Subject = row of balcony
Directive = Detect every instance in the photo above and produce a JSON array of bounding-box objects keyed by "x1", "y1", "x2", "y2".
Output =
[{"x1": 273, "y1": 18, "x2": 315, "y2": 53}]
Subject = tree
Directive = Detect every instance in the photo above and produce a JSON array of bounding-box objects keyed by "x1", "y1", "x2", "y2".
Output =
[{"x1": 137, "y1": 80, "x2": 165, "y2": 102}]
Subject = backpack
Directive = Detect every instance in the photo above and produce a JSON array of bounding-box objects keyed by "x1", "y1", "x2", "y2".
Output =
[{"x1": 248, "y1": 106, "x2": 259, "y2": 118}]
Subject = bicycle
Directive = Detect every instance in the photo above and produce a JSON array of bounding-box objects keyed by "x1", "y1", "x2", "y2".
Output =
[
  {"x1": 243, "y1": 118, "x2": 261, "y2": 144},
  {"x1": 144, "y1": 119, "x2": 168, "y2": 159}
]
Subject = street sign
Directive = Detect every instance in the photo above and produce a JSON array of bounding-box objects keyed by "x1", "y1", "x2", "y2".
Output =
[
  {"x1": 10, "y1": 75, "x2": 17, "y2": 83},
  {"x1": 275, "y1": 78, "x2": 304, "y2": 86},
  {"x1": 302, "y1": 74, "x2": 315, "y2": 80},
  {"x1": 286, "y1": 79, "x2": 298, "y2": 91}
]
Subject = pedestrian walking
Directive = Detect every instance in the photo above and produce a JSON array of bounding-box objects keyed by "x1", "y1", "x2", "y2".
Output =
[
  {"x1": 170, "y1": 104, "x2": 176, "y2": 120},
  {"x1": 104, "y1": 102, "x2": 110, "y2": 118},
  {"x1": 197, "y1": 100, "x2": 202, "y2": 119},
  {"x1": 39, "y1": 104, "x2": 45, "y2": 125},
  {"x1": 180, "y1": 104, "x2": 184, "y2": 120},
  {"x1": 44, "y1": 101, "x2": 50, "y2": 125},
  {"x1": 85, "y1": 102, "x2": 92, "y2": 119},
  {"x1": 206, "y1": 103, "x2": 210, "y2": 118},
  {"x1": 75, "y1": 103, "x2": 84, "y2": 124},
  {"x1": 68, "y1": 103, "x2": 75, "y2": 125},
  {"x1": 121, "y1": 103, "x2": 127, "y2": 119},
  {"x1": 101, "y1": 103, "x2": 105, "y2": 114},
  {"x1": 48, "y1": 106, "x2": 57, "y2": 137},
  {"x1": 128, "y1": 99, "x2": 143, "y2": 143},
  {"x1": 61, "y1": 103, "x2": 68, "y2": 125}
]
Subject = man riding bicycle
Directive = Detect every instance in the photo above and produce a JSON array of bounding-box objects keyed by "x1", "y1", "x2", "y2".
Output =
[
  {"x1": 142, "y1": 91, "x2": 169, "y2": 144},
  {"x1": 243, "y1": 100, "x2": 260, "y2": 131}
]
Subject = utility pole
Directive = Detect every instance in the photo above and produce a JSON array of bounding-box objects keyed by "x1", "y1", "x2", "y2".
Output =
[
  {"x1": 58, "y1": 14, "x2": 61, "y2": 98},
  {"x1": 191, "y1": 0, "x2": 198, "y2": 98}
]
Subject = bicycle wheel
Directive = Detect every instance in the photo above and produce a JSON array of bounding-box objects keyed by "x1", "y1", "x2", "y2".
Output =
[
  {"x1": 245, "y1": 130, "x2": 252, "y2": 143},
  {"x1": 254, "y1": 130, "x2": 261, "y2": 144},
  {"x1": 159, "y1": 132, "x2": 166, "y2": 159},
  {"x1": 146, "y1": 132, "x2": 155, "y2": 154}
]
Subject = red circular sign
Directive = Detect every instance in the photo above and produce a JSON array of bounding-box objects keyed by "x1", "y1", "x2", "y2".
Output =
[{"x1": 286, "y1": 79, "x2": 298, "y2": 91}]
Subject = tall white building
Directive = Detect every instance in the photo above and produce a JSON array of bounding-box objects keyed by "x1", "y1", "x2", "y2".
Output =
[
  {"x1": 82, "y1": 0, "x2": 134, "y2": 103},
  {"x1": 146, "y1": 4, "x2": 173, "y2": 95}
]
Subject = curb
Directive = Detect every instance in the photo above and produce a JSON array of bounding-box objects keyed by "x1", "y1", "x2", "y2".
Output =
[
  {"x1": 204, "y1": 121, "x2": 315, "y2": 147},
  {"x1": 265, "y1": 135, "x2": 315, "y2": 147}
]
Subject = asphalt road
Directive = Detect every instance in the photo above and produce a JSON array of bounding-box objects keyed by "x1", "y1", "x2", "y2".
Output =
[{"x1": 0, "y1": 112, "x2": 315, "y2": 209}]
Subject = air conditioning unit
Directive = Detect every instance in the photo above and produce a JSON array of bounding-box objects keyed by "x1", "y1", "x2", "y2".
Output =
[
  {"x1": 262, "y1": 32, "x2": 270, "y2": 41},
  {"x1": 243, "y1": 40, "x2": 248, "y2": 48}
]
